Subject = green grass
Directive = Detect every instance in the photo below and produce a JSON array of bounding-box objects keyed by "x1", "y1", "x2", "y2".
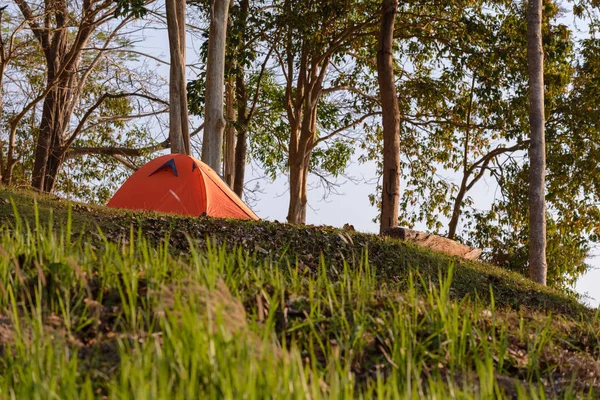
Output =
[
  {"x1": 0, "y1": 187, "x2": 587, "y2": 316},
  {"x1": 0, "y1": 188, "x2": 598, "y2": 398}
]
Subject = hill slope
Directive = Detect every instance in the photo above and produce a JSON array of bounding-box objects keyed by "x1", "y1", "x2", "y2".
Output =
[{"x1": 0, "y1": 187, "x2": 598, "y2": 398}]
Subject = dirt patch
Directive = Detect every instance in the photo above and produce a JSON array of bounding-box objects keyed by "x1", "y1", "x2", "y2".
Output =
[{"x1": 156, "y1": 279, "x2": 286, "y2": 361}]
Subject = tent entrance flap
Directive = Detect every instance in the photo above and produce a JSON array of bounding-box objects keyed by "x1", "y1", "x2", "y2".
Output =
[{"x1": 149, "y1": 158, "x2": 178, "y2": 177}]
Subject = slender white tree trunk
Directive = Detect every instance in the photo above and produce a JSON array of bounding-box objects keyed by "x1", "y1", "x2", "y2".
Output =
[
  {"x1": 202, "y1": 0, "x2": 231, "y2": 174},
  {"x1": 377, "y1": 0, "x2": 400, "y2": 234},
  {"x1": 224, "y1": 75, "x2": 236, "y2": 186},
  {"x1": 166, "y1": 0, "x2": 190, "y2": 155},
  {"x1": 527, "y1": 0, "x2": 547, "y2": 285}
]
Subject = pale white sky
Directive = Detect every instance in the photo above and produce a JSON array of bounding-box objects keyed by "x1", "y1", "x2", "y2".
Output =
[{"x1": 128, "y1": 11, "x2": 599, "y2": 308}]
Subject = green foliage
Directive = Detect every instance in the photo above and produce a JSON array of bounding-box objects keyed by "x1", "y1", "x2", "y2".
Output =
[
  {"x1": 467, "y1": 163, "x2": 590, "y2": 290},
  {"x1": 353, "y1": 0, "x2": 594, "y2": 290},
  {"x1": 247, "y1": 71, "x2": 359, "y2": 180},
  {"x1": 113, "y1": 0, "x2": 148, "y2": 18},
  {"x1": 363, "y1": 0, "x2": 564, "y2": 230},
  {"x1": 310, "y1": 139, "x2": 353, "y2": 179},
  {"x1": 187, "y1": 76, "x2": 207, "y2": 117},
  {"x1": 229, "y1": 0, "x2": 380, "y2": 193},
  {"x1": 466, "y1": 19, "x2": 600, "y2": 290}
]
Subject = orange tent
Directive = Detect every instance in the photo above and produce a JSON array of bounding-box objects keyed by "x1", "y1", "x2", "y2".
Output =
[{"x1": 107, "y1": 154, "x2": 259, "y2": 220}]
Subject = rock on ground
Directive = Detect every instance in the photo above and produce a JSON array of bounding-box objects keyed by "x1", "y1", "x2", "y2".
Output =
[{"x1": 382, "y1": 227, "x2": 482, "y2": 261}]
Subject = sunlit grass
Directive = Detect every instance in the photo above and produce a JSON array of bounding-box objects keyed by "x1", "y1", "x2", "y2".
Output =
[{"x1": 0, "y1": 204, "x2": 597, "y2": 398}]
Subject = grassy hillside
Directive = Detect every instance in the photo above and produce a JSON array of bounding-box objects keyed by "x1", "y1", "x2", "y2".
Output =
[{"x1": 0, "y1": 187, "x2": 598, "y2": 398}]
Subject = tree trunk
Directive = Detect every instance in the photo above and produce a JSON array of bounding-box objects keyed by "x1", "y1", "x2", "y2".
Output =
[
  {"x1": 0, "y1": 29, "x2": 6, "y2": 182},
  {"x1": 224, "y1": 74, "x2": 236, "y2": 186},
  {"x1": 166, "y1": 0, "x2": 190, "y2": 155},
  {"x1": 300, "y1": 152, "x2": 310, "y2": 222},
  {"x1": 233, "y1": 66, "x2": 248, "y2": 197},
  {"x1": 233, "y1": 65, "x2": 248, "y2": 198},
  {"x1": 448, "y1": 76, "x2": 476, "y2": 240},
  {"x1": 32, "y1": 63, "x2": 71, "y2": 191},
  {"x1": 233, "y1": 127, "x2": 246, "y2": 196},
  {"x1": 287, "y1": 153, "x2": 307, "y2": 224},
  {"x1": 286, "y1": 100, "x2": 318, "y2": 224},
  {"x1": 526, "y1": 0, "x2": 547, "y2": 285},
  {"x1": 23, "y1": 0, "x2": 99, "y2": 192},
  {"x1": 31, "y1": 4, "x2": 68, "y2": 191},
  {"x1": 280, "y1": 0, "x2": 337, "y2": 224},
  {"x1": 448, "y1": 177, "x2": 468, "y2": 240},
  {"x1": 43, "y1": 146, "x2": 63, "y2": 193},
  {"x1": 3, "y1": 120, "x2": 19, "y2": 185},
  {"x1": 377, "y1": 0, "x2": 400, "y2": 234},
  {"x1": 2, "y1": 52, "x2": 19, "y2": 184},
  {"x1": 33, "y1": 86, "x2": 69, "y2": 192},
  {"x1": 232, "y1": 0, "x2": 249, "y2": 197},
  {"x1": 31, "y1": 92, "x2": 55, "y2": 189},
  {"x1": 202, "y1": 0, "x2": 231, "y2": 174},
  {"x1": 19, "y1": 0, "x2": 136, "y2": 192}
]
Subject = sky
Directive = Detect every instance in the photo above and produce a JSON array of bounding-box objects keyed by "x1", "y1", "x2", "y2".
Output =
[{"x1": 127, "y1": 10, "x2": 599, "y2": 308}]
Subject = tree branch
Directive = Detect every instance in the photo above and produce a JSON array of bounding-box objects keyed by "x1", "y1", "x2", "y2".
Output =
[
  {"x1": 322, "y1": 85, "x2": 380, "y2": 104},
  {"x1": 103, "y1": 48, "x2": 170, "y2": 65},
  {"x1": 316, "y1": 17, "x2": 378, "y2": 65},
  {"x1": 313, "y1": 111, "x2": 380, "y2": 148},
  {"x1": 113, "y1": 154, "x2": 138, "y2": 170},
  {"x1": 76, "y1": 17, "x2": 132, "y2": 97},
  {"x1": 66, "y1": 123, "x2": 204, "y2": 159},
  {"x1": 466, "y1": 141, "x2": 530, "y2": 177},
  {"x1": 14, "y1": 0, "x2": 50, "y2": 52},
  {"x1": 247, "y1": 46, "x2": 274, "y2": 122},
  {"x1": 79, "y1": 108, "x2": 169, "y2": 135},
  {"x1": 65, "y1": 92, "x2": 169, "y2": 148}
]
